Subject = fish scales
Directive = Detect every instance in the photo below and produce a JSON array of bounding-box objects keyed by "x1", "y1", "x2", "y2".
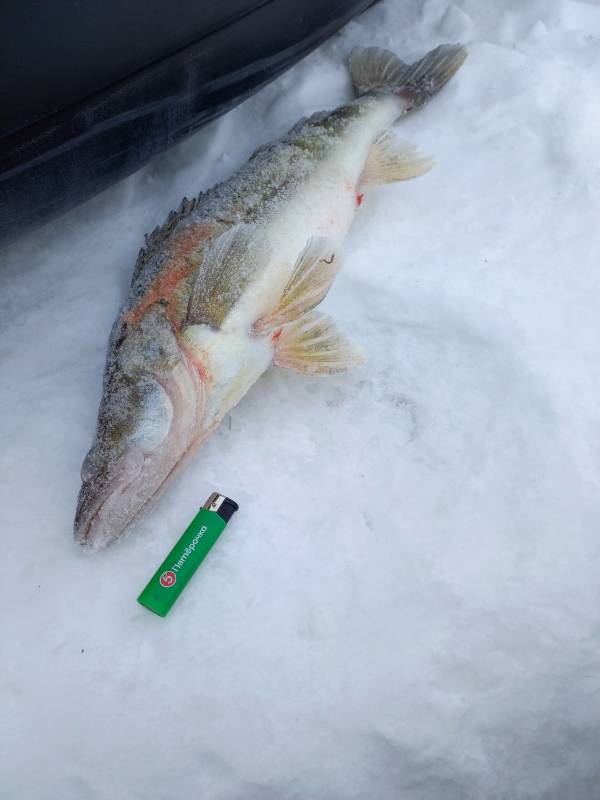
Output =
[{"x1": 128, "y1": 101, "x2": 371, "y2": 310}]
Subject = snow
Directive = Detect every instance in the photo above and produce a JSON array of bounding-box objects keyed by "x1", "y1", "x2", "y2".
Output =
[{"x1": 3, "y1": 0, "x2": 600, "y2": 796}]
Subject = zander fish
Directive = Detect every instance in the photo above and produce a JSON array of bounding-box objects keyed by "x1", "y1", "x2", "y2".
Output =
[{"x1": 75, "y1": 43, "x2": 467, "y2": 548}]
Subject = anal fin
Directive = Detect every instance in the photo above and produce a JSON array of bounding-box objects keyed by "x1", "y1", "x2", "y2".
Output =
[
  {"x1": 361, "y1": 130, "x2": 433, "y2": 187},
  {"x1": 254, "y1": 237, "x2": 340, "y2": 334},
  {"x1": 273, "y1": 310, "x2": 364, "y2": 375}
]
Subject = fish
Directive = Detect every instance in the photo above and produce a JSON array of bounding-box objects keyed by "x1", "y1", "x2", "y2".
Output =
[{"x1": 74, "y1": 42, "x2": 467, "y2": 549}]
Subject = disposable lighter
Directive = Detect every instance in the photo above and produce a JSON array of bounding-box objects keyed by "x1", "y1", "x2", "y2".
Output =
[{"x1": 137, "y1": 492, "x2": 239, "y2": 617}]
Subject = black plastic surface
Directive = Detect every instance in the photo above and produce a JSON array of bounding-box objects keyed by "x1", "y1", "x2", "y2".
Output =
[
  {"x1": 0, "y1": 0, "x2": 271, "y2": 137},
  {"x1": 217, "y1": 498, "x2": 240, "y2": 524},
  {"x1": 0, "y1": 0, "x2": 373, "y2": 244}
]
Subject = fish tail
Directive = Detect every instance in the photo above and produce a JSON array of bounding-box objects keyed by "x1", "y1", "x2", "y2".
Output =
[{"x1": 349, "y1": 43, "x2": 467, "y2": 107}]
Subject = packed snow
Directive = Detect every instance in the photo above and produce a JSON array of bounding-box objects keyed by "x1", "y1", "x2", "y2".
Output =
[{"x1": 3, "y1": 0, "x2": 600, "y2": 797}]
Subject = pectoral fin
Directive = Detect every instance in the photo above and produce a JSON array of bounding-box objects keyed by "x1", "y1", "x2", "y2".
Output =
[
  {"x1": 254, "y1": 237, "x2": 340, "y2": 334},
  {"x1": 187, "y1": 224, "x2": 269, "y2": 329},
  {"x1": 361, "y1": 130, "x2": 433, "y2": 187},
  {"x1": 273, "y1": 310, "x2": 364, "y2": 375}
]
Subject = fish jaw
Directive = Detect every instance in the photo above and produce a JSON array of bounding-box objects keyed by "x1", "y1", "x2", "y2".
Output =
[{"x1": 75, "y1": 350, "x2": 206, "y2": 550}]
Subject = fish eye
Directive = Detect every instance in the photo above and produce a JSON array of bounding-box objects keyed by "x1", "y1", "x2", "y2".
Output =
[{"x1": 130, "y1": 377, "x2": 173, "y2": 452}]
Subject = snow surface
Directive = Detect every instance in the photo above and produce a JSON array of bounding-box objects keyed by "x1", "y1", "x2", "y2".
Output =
[{"x1": 3, "y1": 1, "x2": 600, "y2": 797}]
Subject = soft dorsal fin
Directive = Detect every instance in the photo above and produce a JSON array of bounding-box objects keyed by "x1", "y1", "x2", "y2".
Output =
[
  {"x1": 273, "y1": 310, "x2": 364, "y2": 375},
  {"x1": 349, "y1": 47, "x2": 409, "y2": 96},
  {"x1": 187, "y1": 224, "x2": 269, "y2": 329},
  {"x1": 254, "y1": 236, "x2": 339, "y2": 334},
  {"x1": 361, "y1": 130, "x2": 433, "y2": 187}
]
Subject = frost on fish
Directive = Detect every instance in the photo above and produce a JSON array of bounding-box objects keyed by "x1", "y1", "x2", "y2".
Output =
[{"x1": 74, "y1": 43, "x2": 467, "y2": 549}]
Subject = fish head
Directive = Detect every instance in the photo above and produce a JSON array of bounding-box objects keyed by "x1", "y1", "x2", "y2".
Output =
[{"x1": 75, "y1": 305, "x2": 205, "y2": 549}]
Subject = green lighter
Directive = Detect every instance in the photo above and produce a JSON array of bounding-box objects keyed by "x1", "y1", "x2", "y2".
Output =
[{"x1": 137, "y1": 492, "x2": 239, "y2": 617}]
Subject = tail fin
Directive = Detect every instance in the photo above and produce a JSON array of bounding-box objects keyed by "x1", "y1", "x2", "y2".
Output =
[{"x1": 349, "y1": 44, "x2": 467, "y2": 108}]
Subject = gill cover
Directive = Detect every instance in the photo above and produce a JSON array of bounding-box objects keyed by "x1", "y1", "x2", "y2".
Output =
[{"x1": 75, "y1": 306, "x2": 204, "y2": 549}]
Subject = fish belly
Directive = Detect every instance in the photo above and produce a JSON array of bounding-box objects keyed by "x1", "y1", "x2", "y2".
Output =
[{"x1": 184, "y1": 102, "x2": 398, "y2": 422}]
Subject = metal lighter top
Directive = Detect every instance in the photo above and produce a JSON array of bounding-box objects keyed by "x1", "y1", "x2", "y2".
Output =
[
  {"x1": 137, "y1": 492, "x2": 239, "y2": 617},
  {"x1": 203, "y1": 492, "x2": 239, "y2": 522}
]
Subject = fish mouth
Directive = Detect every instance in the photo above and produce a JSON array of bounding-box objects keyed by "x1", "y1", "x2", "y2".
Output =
[
  {"x1": 75, "y1": 353, "x2": 206, "y2": 550},
  {"x1": 74, "y1": 430, "x2": 206, "y2": 551},
  {"x1": 74, "y1": 447, "x2": 145, "y2": 550}
]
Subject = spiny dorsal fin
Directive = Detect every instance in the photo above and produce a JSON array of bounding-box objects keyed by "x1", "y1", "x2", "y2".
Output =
[
  {"x1": 254, "y1": 237, "x2": 339, "y2": 334},
  {"x1": 273, "y1": 310, "x2": 364, "y2": 375},
  {"x1": 361, "y1": 130, "x2": 433, "y2": 187},
  {"x1": 131, "y1": 195, "x2": 200, "y2": 286},
  {"x1": 186, "y1": 223, "x2": 269, "y2": 329},
  {"x1": 349, "y1": 44, "x2": 467, "y2": 107}
]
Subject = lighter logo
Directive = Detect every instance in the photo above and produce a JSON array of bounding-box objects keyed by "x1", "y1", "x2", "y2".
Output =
[{"x1": 159, "y1": 570, "x2": 177, "y2": 588}]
